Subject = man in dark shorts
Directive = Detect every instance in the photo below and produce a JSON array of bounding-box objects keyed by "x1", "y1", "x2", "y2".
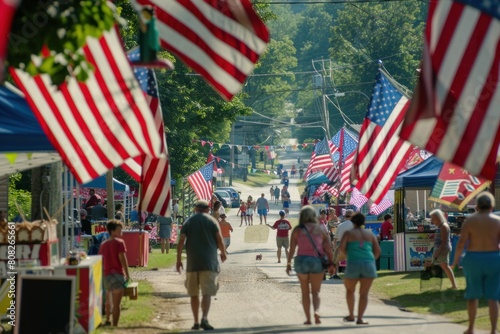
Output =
[
  {"x1": 176, "y1": 200, "x2": 227, "y2": 330},
  {"x1": 256, "y1": 193, "x2": 269, "y2": 225},
  {"x1": 452, "y1": 192, "x2": 500, "y2": 334}
]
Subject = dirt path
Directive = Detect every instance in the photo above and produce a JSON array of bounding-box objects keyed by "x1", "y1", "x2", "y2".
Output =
[{"x1": 106, "y1": 149, "x2": 482, "y2": 334}]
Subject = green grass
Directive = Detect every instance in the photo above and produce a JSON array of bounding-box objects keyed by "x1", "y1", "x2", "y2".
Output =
[
  {"x1": 94, "y1": 280, "x2": 158, "y2": 333},
  {"x1": 129, "y1": 246, "x2": 178, "y2": 272},
  {"x1": 371, "y1": 271, "x2": 494, "y2": 331},
  {"x1": 236, "y1": 172, "x2": 276, "y2": 188}
]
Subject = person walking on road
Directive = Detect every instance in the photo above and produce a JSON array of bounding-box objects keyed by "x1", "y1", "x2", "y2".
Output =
[
  {"x1": 246, "y1": 196, "x2": 255, "y2": 226},
  {"x1": 426, "y1": 209, "x2": 457, "y2": 289},
  {"x1": 451, "y1": 192, "x2": 500, "y2": 334},
  {"x1": 286, "y1": 206, "x2": 334, "y2": 325},
  {"x1": 274, "y1": 186, "x2": 280, "y2": 205},
  {"x1": 331, "y1": 209, "x2": 354, "y2": 279},
  {"x1": 176, "y1": 200, "x2": 227, "y2": 331},
  {"x1": 219, "y1": 214, "x2": 233, "y2": 254},
  {"x1": 266, "y1": 210, "x2": 292, "y2": 263},
  {"x1": 270, "y1": 185, "x2": 275, "y2": 201},
  {"x1": 340, "y1": 213, "x2": 380, "y2": 325},
  {"x1": 256, "y1": 193, "x2": 269, "y2": 225}
]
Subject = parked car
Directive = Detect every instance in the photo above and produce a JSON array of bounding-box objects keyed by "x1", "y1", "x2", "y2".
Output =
[
  {"x1": 216, "y1": 187, "x2": 240, "y2": 208},
  {"x1": 214, "y1": 190, "x2": 231, "y2": 208}
]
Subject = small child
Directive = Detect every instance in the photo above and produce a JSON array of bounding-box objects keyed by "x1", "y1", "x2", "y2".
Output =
[
  {"x1": 99, "y1": 220, "x2": 130, "y2": 327},
  {"x1": 219, "y1": 214, "x2": 233, "y2": 253},
  {"x1": 237, "y1": 201, "x2": 247, "y2": 226}
]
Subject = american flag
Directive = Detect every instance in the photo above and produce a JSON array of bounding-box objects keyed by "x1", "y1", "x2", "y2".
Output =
[
  {"x1": 369, "y1": 190, "x2": 394, "y2": 215},
  {"x1": 10, "y1": 28, "x2": 162, "y2": 184},
  {"x1": 332, "y1": 128, "x2": 359, "y2": 194},
  {"x1": 0, "y1": 0, "x2": 19, "y2": 81},
  {"x1": 400, "y1": 0, "x2": 500, "y2": 180},
  {"x1": 132, "y1": 0, "x2": 269, "y2": 101},
  {"x1": 305, "y1": 138, "x2": 336, "y2": 179},
  {"x1": 188, "y1": 161, "x2": 215, "y2": 201},
  {"x1": 122, "y1": 48, "x2": 172, "y2": 217},
  {"x1": 353, "y1": 70, "x2": 412, "y2": 204},
  {"x1": 349, "y1": 187, "x2": 368, "y2": 210}
]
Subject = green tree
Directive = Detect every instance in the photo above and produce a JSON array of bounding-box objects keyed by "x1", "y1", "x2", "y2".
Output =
[{"x1": 8, "y1": 173, "x2": 31, "y2": 221}]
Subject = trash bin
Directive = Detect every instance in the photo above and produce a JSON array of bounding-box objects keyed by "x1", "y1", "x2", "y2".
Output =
[{"x1": 379, "y1": 240, "x2": 394, "y2": 270}]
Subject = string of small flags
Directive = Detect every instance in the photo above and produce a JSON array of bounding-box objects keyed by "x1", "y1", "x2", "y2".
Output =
[{"x1": 194, "y1": 139, "x2": 317, "y2": 151}]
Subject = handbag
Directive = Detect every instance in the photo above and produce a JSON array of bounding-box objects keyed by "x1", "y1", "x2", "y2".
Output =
[{"x1": 301, "y1": 225, "x2": 330, "y2": 269}]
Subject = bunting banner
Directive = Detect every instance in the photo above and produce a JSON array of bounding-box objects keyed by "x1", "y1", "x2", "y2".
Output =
[{"x1": 429, "y1": 162, "x2": 491, "y2": 210}]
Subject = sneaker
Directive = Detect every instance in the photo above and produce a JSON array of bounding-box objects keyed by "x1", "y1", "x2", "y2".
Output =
[
  {"x1": 200, "y1": 319, "x2": 214, "y2": 330},
  {"x1": 332, "y1": 274, "x2": 341, "y2": 279},
  {"x1": 191, "y1": 323, "x2": 200, "y2": 330}
]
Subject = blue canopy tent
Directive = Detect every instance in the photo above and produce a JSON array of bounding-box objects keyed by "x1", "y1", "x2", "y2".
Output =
[
  {"x1": 82, "y1": 175, "x2": 130, "y2": 191},
  {"x1": 306, "y1": 171, "x2": 332, "y2": 186},
  {"x1": 393, "y1": 156, "x2": 443, "y2": 189},
  {"x1": 0, "y1": 84, "x2": 61, "y2": 175}
]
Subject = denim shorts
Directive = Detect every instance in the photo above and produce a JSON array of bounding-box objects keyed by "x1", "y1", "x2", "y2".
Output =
[
  {"x1": 104, "y1": 273, "x2": 126, "y2": 290},
  {"x1": 344, "y1": 260, "x2": 377, "y2": 279},
  {"x1": 294, "y1": 255, "x2": 323, "y2": 274}
]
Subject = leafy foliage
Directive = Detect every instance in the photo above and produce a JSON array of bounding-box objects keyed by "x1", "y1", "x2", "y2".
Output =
[
  {"x1": 8, "y1": 0, "x2": 121, "y2": 85},
  {"x1": 8, "y1": 173, "x2": 31, "y2": 221}
]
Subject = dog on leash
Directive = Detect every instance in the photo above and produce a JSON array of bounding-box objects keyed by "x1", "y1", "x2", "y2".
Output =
[{"x1": 255, "y1": 254, "x2": 262, "y2": 261}]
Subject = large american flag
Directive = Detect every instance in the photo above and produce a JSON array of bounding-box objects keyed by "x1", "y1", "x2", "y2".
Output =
[
  {"x1": 332, "y1": 128, "x2": 359, "y2": 194},
  {"x1": 353, "y1": 70, "x2": 412, "y2": 204},
  {"x1": 305, "y1": 138, "x2": 336, "y2": 179},
  {"x1": 0, "y1": 0, "x2": 19, "y2": 81},
  {"x1": 400, "y1": 0, "x2": 500, "y2": 180},
  {"x1": 122, "y1": 48, "x2": 172, "y2": 217},
  {"x1": 10, "y1": 28, "x2": 162, "y2": 184},
  {"x1": 188, "y1": 161, "x2": 215, "y2": 201},
  {"x1": 132, "y1": 0, "x2": 270, "y2": 101}
]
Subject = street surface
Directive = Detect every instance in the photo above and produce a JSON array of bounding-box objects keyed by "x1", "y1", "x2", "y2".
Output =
[{"x1": 128, "y1": 149, "x2": 484, "y2": 334}]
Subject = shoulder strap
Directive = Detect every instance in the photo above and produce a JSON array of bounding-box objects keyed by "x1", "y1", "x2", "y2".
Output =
[{"x1": 301, "y1": 225, "x2": 321, "y2": 257}]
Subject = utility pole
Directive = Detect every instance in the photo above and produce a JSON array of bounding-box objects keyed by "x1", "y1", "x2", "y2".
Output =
[{"x1": 229, "y1": 123, "x2": 235, "y2": 186}]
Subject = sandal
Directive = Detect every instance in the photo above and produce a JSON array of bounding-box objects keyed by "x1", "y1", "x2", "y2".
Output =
[
  {"x1": 356, "y1": 320, "x2": 369, "y2": 325},
  {"x1": 343, "y1": 316, "x2": 355, "y2": 322},
  {"x1": 314, "y1": 313, "x2": 321, "y2": 324},
  {"x1": 303, "y1": 321, "x2": 312, "y2": 325}
]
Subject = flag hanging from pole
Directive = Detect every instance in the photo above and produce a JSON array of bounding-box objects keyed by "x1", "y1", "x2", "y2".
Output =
[
  {"x1": 349, "y1": 187, "x2": 368, "y2": 210},
  {"x1": 304, "y1": 138, "x2": 336, "y2": 179},
  {"x1": 122, "y1": 48, "x2": 172, "y2": 217},
  {"x1": 332, "y1": 128, "x2": 359, "y2": 194},
  {"x1": 400, "y1": 0, "x2": 500, "y2": 180},
  {"x1": 369, "y1": 190, "x2": 394, "y2": 215},
  {"x1": 10, "y1": 28, "x2": 162, "y2": 184},
  {"x1": 131, "y1": 0, "x2": 270, "y2": 101},
  {"x1": 188, "y1": 161, "x2": 215, "y2": 201},
  {"x1": 353, "y1": 70, "x2": 413, "y2": 204},
  {"x1": 429, "y1": 161, "x2": 491, "y2": 210}
]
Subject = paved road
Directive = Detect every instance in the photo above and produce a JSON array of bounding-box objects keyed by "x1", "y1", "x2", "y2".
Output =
[{"x1": 135, "y1": 149, "x2": 484, "y2": 334}]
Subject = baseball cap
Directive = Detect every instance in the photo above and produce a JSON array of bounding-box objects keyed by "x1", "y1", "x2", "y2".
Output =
[
  {"x1": 194, "y1": 200, "x2": 210, "y2": 209},
  {"x1": 279, "y1": 210, "x2": 286, "y2": 216},
  {"x1": 220, "y1": 213, "x2": 227, "y2": 218}
]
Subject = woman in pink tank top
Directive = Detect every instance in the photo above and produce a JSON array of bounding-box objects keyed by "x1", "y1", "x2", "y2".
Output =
[{"x1": 286, "y1": 206, "x2": 334, "y2": 325}]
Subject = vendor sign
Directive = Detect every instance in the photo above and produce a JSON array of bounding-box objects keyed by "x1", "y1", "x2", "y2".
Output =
[{"x1": 405, "y1": 233, "x2": 435, "y2": 271}]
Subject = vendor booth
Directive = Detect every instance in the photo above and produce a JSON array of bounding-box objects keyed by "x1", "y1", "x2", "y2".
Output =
[{"x1": 392, "y1": 156, "x2": 460, "y2": 271}]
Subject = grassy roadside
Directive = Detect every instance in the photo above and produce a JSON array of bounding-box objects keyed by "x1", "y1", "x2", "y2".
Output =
[
  {"x1": 371, "y1": 270, "x2": 493, "y2": 331},
  {"x1": 95, "y1": 247, "x2": 179, "y2": 333}
]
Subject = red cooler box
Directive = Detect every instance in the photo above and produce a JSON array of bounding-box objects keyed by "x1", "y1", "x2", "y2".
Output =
[{"x1": 121, "y1": 231, "x2": 149, "y2": 267}]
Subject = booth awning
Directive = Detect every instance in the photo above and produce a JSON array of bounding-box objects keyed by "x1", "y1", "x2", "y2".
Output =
[
  {"x1": 306, "y1": 171, "x2": 332, "y2": 186},
  {"x1": 393, "y1": 156, "x2": 443, "y2": 189}
]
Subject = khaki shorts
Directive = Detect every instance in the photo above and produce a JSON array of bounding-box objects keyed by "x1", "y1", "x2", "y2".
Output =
[
  {"x1": 276, "y1": 236, "x2": 289, "y2": 249},
  {"x1": 185, "y1": 271, "x2": 219, "y2": 297}
]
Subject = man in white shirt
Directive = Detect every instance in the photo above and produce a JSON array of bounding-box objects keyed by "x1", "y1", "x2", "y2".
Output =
[{"x1": 331, "y1": 209, "x2": 355, "y2": 279}]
